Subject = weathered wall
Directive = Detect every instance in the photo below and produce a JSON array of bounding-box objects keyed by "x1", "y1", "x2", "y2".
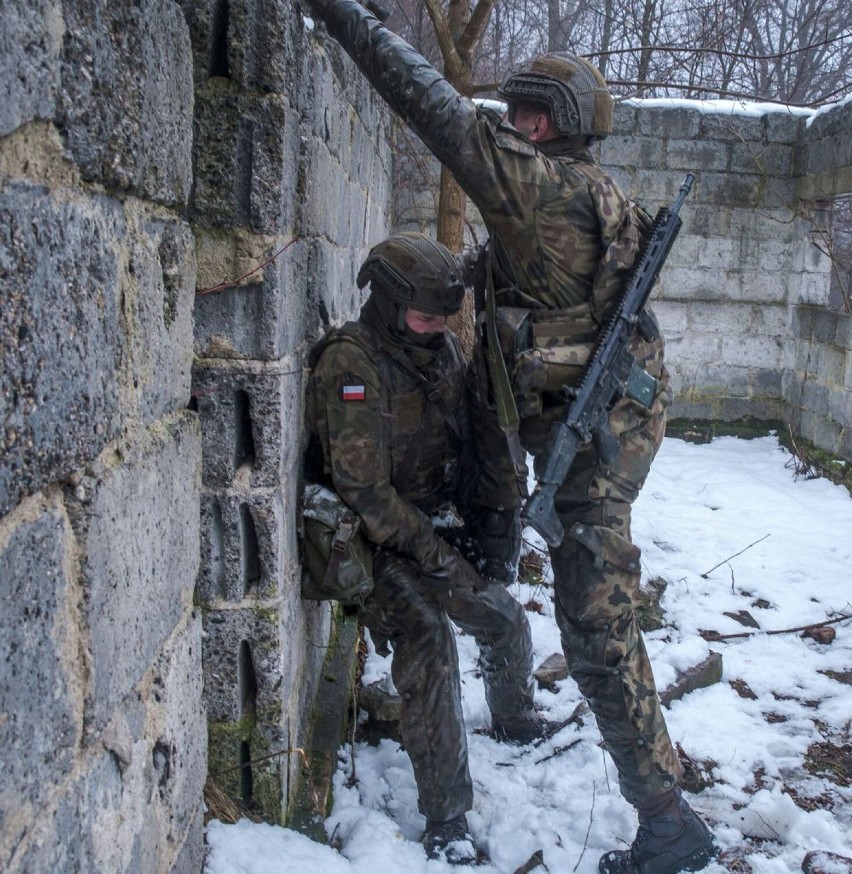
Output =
[
  {"x1": 1, "y1": 1, "x2": 389, "y2": 871},
  {"x1": 602, "y1": 99, "x2": 851, "y2": 461},
  {"x1": 1, "y1": 2, "x2": 205, "y2": 872},
  {"x1": 182, "y1": 0, "x2": 391, "y2": 824}
]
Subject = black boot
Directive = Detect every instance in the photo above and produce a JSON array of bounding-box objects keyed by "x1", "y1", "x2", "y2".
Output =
[
  {"x1": 422, "y1": 814, "x2": 477, "y2": 864},
  {"x1": 598, "y1": 790, "x2": 716, "y2": 874},
  {"x1": 470, "y1": 508, "x2": 521, "y2": 585},
  {"x1": 492, "y1": 711, "x2": 562, "y2": 745}
]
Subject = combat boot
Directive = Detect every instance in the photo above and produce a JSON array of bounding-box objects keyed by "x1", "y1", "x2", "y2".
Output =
[
  {"x1": 422, "y1": 813, "x2": 477, "y2": 864},
  {"x1": 492, "y1": 711, "x2": 562, "y2": 745},
  {"x1": 598, "y1": 789, "x2": 716, "y2": 874}
]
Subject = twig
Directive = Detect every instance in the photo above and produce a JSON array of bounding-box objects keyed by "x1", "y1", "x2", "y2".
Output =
[
  {"x1": 700, "y1": 612, "x2": 852, "y2": 642},
  {"x1": 535, "y1": 739, "x2": 582, "y2": 765},
  {"x1": 573, "y1": 781, "x2": 596, "y2": 872},
  {"x1": 196, "y1": 236, "x2": 299, "y2": 296},
  {"x1": 700, "y1": 534, "x2": 770, "y2": 578},
  {"x1": 214, "y1": 746, "x2": 309, "y2": 774}
]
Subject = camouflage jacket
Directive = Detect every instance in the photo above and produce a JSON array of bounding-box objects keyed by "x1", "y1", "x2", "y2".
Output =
[
  {"x1": 304, "y1": 319, "x2": 471, "y2": 566},
  {"x1": 315, "y1": 1, "x2": 652, "y2": 334}
]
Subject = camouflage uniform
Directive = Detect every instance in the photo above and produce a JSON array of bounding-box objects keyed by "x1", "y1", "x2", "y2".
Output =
[
  {"x1": 311, "y1": 1, "x2": 682, "y2": 807},
  {"x1": 304, "y1": 310, "x2": 535, "y2": 823}
]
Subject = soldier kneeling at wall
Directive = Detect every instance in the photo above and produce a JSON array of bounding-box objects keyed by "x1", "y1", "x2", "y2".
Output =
[{"x1": 301, "y1": 233, "x2": 547, "y2": 863}]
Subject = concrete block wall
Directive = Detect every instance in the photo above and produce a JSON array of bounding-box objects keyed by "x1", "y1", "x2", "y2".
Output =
[
  {"x1": 600, "y1": 102, "x2": 812, "y2": 425},
  {"x1": 600, "y1": 100, "x2": 851, "y2": 457},
  {"x1": 183, "y1": 0, "x2": 391, "y2": 822},
  {"x1": 1, "y1": 2, "x2": 205, "y2": 872}
]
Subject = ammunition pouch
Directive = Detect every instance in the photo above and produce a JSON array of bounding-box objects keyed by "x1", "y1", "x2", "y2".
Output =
[
  {"x1": 300, "y1": 483, "x2": 374, "y2": 606},
  {"x1": 483, "y1": 304, "x2": 598, "y2": 419}
]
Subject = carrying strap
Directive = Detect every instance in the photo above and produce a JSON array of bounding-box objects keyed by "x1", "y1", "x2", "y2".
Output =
[{"x1": 324, "y1": 516, "x2": 358, "y2": 589}]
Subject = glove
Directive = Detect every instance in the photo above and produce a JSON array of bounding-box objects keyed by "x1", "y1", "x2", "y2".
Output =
[{"x1": 421, "y1": 536, "x2": 489, "y2": 593}]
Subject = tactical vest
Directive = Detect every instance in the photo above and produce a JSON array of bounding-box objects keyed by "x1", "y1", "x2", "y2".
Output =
[{"x1": 306, "y1": 321, "x2": 469, "y2": 516}]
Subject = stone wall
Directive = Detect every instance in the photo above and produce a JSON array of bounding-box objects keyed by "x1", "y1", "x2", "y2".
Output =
[
  {"x1": 601, "y1": 99, "x2": 851, "y2": 461},
  {"x1": 1, "y1": 1, "x2": 389, "y2": 871},
  {"x1": 182, "y1": 0, "x2": 390, "y2": 826},
  {"x1": 1, "y1": 2, "x2": 205, "y2": 872}
]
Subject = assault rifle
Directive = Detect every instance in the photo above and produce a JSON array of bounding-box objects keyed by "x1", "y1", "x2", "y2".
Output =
[{"x1": 521, "y1": 173, "x2": 695, "y2": 547}]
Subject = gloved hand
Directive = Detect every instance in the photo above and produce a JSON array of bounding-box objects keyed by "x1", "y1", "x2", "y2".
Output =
[{"x1": 421, "y1": 536, "x2": 489, "y2": 593}]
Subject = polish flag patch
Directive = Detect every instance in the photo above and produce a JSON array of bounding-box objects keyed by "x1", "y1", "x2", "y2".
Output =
[{"x1": 340, "y1": 383, "x2": 366, "y2": 402}]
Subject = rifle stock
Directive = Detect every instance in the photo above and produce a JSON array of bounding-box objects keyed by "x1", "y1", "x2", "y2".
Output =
[{"x1": 521, "y1": 174, "x2": 695, "y2": 547}]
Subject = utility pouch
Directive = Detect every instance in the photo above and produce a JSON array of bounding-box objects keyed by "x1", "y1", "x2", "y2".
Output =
[{"x1": 299, "y1": 483, "x2": 374, "y2": 606}]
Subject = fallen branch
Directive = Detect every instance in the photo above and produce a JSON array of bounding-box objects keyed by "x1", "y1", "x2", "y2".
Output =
[
  {"x1": 573, "y1": 781, "x2": 596, "y2": 873},
  {"x1": 535, "y1": 738, "x2": 582, "y2": 765},
  {"x1": 700, "y1": 612, "x2": 852, "y2": 642},
  {"x1": 700, "y1": 534, "x2": 770, "y2": 578}
]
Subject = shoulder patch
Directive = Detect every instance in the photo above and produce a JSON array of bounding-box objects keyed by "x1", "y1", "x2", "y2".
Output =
[{"x1": 340, "y1": 382, "x2": 366, "y2": 402}]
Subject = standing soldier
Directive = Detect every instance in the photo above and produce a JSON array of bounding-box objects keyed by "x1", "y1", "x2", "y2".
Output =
[
  {"x1": 301, "y1": 4, "x2": 717, "y2": 873},
  {"x1": 303, "y1": 233, "x2": 542, "y2": 863}
]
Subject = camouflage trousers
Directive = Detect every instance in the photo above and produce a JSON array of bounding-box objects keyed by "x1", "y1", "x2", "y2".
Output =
[
  {"x1": 537, "y1": 371, "x2": 681, "y2": 806},
  {"x1": 359, "y1": 550, "x2": 535, "y2": 822},
  {"x1": 468, "y1": 330, "x2": 682, "y2": 807}
]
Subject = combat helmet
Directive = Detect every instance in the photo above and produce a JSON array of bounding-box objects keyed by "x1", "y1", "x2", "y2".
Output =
[
  {"x1": 499, "y1": 52, "x2": 613, "y2": 141},
  {"x1": 357, "y1": 233, "x2": 464, "y2": 316}
]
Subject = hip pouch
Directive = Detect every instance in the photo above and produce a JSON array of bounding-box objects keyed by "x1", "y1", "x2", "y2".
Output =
[
  {"x1": 505, "y1": 308, "x2": 597, "y2": 418},
  {"x1": 299, "y1": 483, "x2": 374, "y2": 606}
]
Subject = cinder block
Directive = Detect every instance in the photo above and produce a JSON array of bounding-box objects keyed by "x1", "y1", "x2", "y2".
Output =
[
  {"x1": 0, "y1": 495, "x2": 78, "y2": 856},
  {"x1": 57, "y1": 0, "x2": 193, "y2": 204},
  {"x1": 192, "y1": 359, "x2": 304, "y2": 490},
  {"x1": 700, "y1": 113, "x2": 765, "y2": 143},
  {"x1": 121, "y1": 205, "x2": 196, "y2": 424},
  {"x1": 699, "y1": 171, "x2": 764, "y2": 208},
  {"x1": 193, "y1": 88, "x2": 300, "y2": 235},
  {"x1": 202, "y1": 606, "x2": 290, "y2": 725},
  {"x1": 800, "y1": 380, "x2": 829, "y2": 416},
  {"x1": 653, "y1": 300, "x2": 688, "y2": 333},
  {"x1": 612, "y1": 102, "x2": 639, "y2": 135},
  {"x1": 721, "y1": 334, "x2": 784, "y2": 369},
  {"x1": 67, "y1": 411, "x2": 201, "y2": 739},
  {"x1": 636, "y1": 106, "x2": 701, "y2": 139},
  {"x1": 0, "y1": 0, "x2": 60, "y2": 136},
  {"x1": 193, "y1": 236, "x2": 311, "y2": 360},
  {"x1": 602, "y1": 135, "x2": 665, "y2": 171},
  {"x1": 738, "y1": 269, "x2": 791, "y2": 304},
  {"x1": 143, "y1": 612, "x2": 207, "y2": 866},
  {"x1": 1, "y1": 186, "x2": 123, "y2": 516},
  {"x1": 753, "y1": 367, "x2": 783, "y2": 398},
  {"x1": 665, "y1": 139, "x2": 730, "y2": 172},
  {"x1": 660, "y1": 266, "x2": 726, "y2": 302},
  {"x1": 834, "y1": 313, "x2": 852, "y2": 350},
  {"x1": 729, "y1": 142, "x2": 793, "y2": 177},
  {"x1": 198, "y1": 486, "x2": 299, "y2": 604},
  {"x1": 665, "y1": 331, "x2": 723, "y2": 366},
  {"x1": 827, "y1": 385, "x2": 852, "y2": 428},
  {"x1": 765, "y1": 111, "x2": 804, "y2": 145}
]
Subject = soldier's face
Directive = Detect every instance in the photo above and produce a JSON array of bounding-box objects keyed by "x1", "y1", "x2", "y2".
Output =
[{"x1": 404, "y1": 308, "x2": 446, "y2": 334}]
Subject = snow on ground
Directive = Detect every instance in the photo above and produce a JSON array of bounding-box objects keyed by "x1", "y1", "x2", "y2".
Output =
[{"x1": 205, "y1": 435, "x2": 852, "y2": 873}]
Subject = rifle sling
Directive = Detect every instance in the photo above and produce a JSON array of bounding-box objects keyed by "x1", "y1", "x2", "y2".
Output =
[{"x1": 484, "y1": 247, "x2": 529, "y2": 496}]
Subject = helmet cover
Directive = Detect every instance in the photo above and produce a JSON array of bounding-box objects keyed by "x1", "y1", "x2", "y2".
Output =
[
  {"x1": 499, "y1": 52, "x2": 613, "y2": 140},
  {"x1": 357, "y1": 233, "x2": 465, "y2": 316}
]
